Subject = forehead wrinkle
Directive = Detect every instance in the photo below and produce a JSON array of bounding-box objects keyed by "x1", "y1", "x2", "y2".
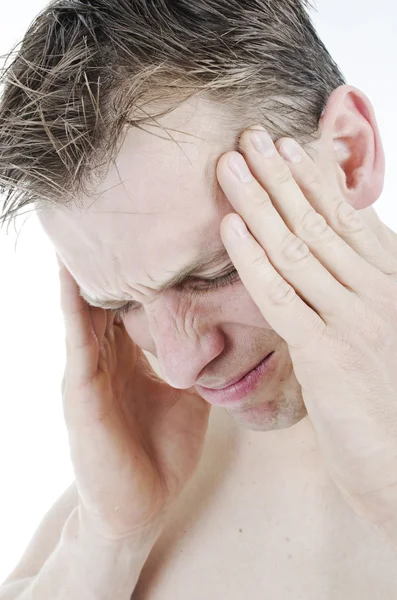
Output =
[
  {"x1": 78, "y1": 125, "x2": 238, "y2": 310},
  {"x1": 79, "y1": 245, "x2": 231, "y2": 309}
]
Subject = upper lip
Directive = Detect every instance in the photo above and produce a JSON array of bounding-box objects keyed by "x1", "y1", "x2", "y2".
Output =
[{"x1": 197, "y1": 353, "x2": 272, "y2": 391}]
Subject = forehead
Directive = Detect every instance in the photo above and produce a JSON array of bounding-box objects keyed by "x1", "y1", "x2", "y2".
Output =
[{"x1": 40, "y1": 98, "x2": 239, "y2": 297}]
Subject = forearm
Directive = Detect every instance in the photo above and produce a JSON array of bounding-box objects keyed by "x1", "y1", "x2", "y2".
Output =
[{"x1": 5, "y1": 509, "x2": 159, "y2": 600}]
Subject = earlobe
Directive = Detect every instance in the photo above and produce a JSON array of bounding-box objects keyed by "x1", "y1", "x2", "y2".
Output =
[{"x1": 320, "y1": 85, "x2": 385, "y2": 210}]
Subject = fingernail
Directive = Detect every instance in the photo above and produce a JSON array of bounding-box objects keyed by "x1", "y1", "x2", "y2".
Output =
[
  {"x1": 228, "y1": 153, "x2": 252, "y2": 182},
  {"x1": 279, "y1": 139, "x2": 304, "y2": 164},
  {"x1": 229, "y1": 214, "x2": 249, "y2": 238},
  {"x1": 250, "y1": 131, "x2": 276, "y2": 157}
]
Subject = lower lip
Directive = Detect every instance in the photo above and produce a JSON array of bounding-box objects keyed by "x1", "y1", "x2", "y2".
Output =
[{"x1": 196, "y1": 352, "x2": 276, "y2": 407}]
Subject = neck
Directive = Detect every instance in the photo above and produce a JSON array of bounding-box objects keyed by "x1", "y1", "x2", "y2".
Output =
[{"x1": 361, "y1": 206, "x2": 397, "y2": 257}]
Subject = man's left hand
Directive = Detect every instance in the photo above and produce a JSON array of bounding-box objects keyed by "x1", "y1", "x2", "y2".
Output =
[{"x1": 217, "y1": 126, "x2": 397, "y2": 535}]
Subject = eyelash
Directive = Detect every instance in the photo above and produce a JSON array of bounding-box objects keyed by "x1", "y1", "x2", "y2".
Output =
[{"x1": 113, "y1": 268, "x2": 240, "y2": 318}]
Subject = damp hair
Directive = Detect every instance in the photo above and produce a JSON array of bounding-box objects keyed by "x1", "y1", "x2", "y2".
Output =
[{"x1": 0, "y1": 0, "x2": 346, "y2": 226}]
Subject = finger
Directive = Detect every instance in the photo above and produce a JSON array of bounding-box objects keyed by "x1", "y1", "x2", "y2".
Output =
[
  {"x1": 220, "y1": 214, "x2": 326, "y2": 348},
  {"x1": 274, "y1": 136, "x2": 397, "y2": 281},
  {"x1": 217, "y1": 152, "x2": 353, "y2": 320},
  {"x1": 91, "y1": 305, "x2": 107, "y2": 345},
  {"x1": 237, "y1": 128, "x2": 388, "y2": 294},
  {"x1": 105, "y1": 309, "x2": 117, "y2": 336},
  {"x1": 58, "y1": 261, "x2": 98, "y2": 386}
]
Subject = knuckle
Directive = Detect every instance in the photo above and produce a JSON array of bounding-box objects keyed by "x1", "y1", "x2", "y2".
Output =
[
  {"x1": 268, "y1": 276, "x2": 296, "y2": 306},
  {"x1": 335, "y1": 200, "x2": 363, "y2": 232},
  {"x1": 250, "y1": 251, "x2": 269, "y2": 272},
  {"x1": 280, "y1": 232, "x2": 310, "y2": 263},
  {"x1": 274, "y1": 166, "x2": 292, "y2": 187},
  {"x1": 298, "y1": 209, "x2": 335, "y2": 242},
  {"x1": 304, "y1": 174, "x2": 324, "y2": 196},
  {"x1": 248, "y1": 188, "x2": 272, "y2": 211},
  {"x1": 383, "y1": 263, "x2": 397, "y2": 280}
]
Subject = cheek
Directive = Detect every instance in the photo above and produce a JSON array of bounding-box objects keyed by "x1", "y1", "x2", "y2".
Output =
[
  {"x1": 122, "y1": 287, "x2": 273, "y2": 354},
  {"x1": 219, "y1": 286, "x2": 273, "y2": 328}
]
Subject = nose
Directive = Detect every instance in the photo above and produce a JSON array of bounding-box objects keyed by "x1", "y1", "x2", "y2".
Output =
[{"x1": 145, "y1": 298, "x2": 225, "y2": 389}]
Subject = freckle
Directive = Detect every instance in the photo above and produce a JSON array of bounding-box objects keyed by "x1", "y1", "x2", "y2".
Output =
[
  {"x1": 239, "y1": 528, "x2": 243, "y2": 533},
  {"x1": 288, "y1": 554, "x2": 292, "y2": 559},
  {"x1": 285, "y1": 537, "x2": 290, "y2": 542}
]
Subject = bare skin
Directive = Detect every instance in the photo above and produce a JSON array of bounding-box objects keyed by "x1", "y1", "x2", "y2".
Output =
[
  {"x1": 57, "y1": 261, "x2": 210, "y2": 542},
  {"x1": 2, "y1": 85, "x2": 397, "y2": 599},
  {"x1": 133, "y1": 383, "x2": 397, "y2": 600}
]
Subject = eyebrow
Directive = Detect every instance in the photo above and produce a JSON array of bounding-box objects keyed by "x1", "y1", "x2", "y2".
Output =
[{"x1": 79, "y1": 246, "x2": 231, "y2": 309}]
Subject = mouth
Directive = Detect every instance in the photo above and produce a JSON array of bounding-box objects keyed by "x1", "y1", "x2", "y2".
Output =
[{"x1": 195, "y1": 351, "x2": 276, "y2": 407}]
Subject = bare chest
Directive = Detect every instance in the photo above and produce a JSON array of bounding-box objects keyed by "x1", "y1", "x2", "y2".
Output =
[{"x1": 133, "y1": 414, "x2": 397, "y2": 599}]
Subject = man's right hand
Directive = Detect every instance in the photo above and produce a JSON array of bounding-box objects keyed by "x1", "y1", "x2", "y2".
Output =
[{"x1": 58, "y1": 257, "x2": 211, "y2": 545}]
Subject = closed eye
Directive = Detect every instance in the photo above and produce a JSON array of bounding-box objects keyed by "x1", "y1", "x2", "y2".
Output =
[{"x1": 113, "y1": 267, "x2": 240, "y2": 319}]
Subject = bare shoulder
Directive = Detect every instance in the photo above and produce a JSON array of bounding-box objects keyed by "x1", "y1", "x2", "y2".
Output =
[{"x1": 2, "y1": 482, "x2": 77, "y2": 584}]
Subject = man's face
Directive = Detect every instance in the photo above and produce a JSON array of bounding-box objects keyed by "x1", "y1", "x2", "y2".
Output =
[{"x1": 39, "y1": 98, "x2": 309, "y2": 432}]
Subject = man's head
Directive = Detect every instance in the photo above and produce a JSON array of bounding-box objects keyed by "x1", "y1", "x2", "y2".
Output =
[{"x1": 0, "y1": 1, "x2": 385, "y2": 431}]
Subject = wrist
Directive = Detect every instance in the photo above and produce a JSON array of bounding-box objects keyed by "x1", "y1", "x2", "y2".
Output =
[
  {"x1": 67, "y1": 505, "x2": 163, "y2": 560},
  {"x1": 24, "y1": 509, "x2": 162, "y2": 600},
  {"x1": 45, "y1": 509, "x2": 162, "y2": 600}
]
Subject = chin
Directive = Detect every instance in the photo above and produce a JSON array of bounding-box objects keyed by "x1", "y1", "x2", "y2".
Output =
[{"x1": 226, "y1": 395, "x2": 308, "y2": 432}]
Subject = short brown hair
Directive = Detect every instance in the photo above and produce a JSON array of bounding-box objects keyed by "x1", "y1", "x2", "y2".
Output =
[{"x1": 0, "y1": 0, "x2": 345, "y2": 226}]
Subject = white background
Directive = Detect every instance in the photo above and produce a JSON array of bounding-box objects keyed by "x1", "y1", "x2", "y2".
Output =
[{"x1": 0, "y1": 0, "x2": 396, "y2": 583}]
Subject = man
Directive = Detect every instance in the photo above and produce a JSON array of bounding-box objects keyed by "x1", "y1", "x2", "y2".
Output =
[{"x1": 1, "y1": 0, "x2": 397, "y2": 598}]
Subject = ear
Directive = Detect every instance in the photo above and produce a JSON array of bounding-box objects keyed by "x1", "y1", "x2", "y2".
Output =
[{"x1": 318, "y1": 85, "x2": 385, "y2": 210}]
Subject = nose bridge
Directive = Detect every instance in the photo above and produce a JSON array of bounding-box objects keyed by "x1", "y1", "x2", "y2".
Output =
[{"x1": 146, "y1": 294, "x2": 223, "y2": 389}]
